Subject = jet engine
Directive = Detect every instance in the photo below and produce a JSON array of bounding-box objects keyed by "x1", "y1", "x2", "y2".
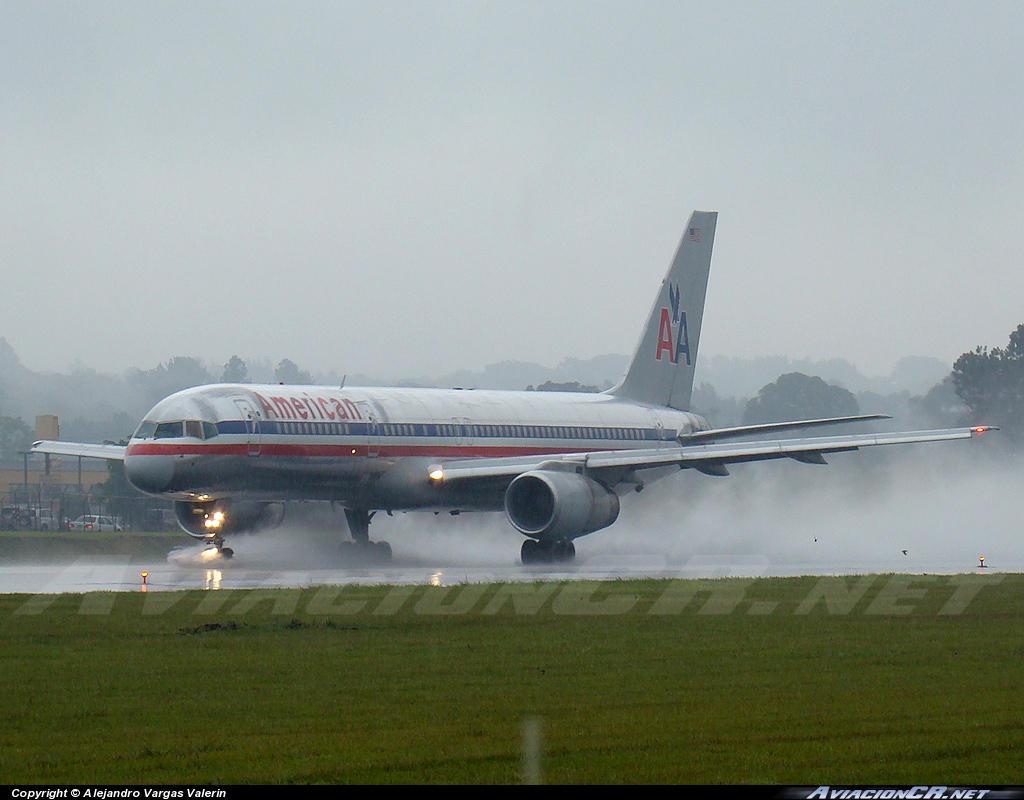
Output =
[
  {"x1": 504, "y1": 470, "x2": 619, "y2": 540},
  {"x1": 173, "y1": 499, "x2": 285, "y2": 540}
]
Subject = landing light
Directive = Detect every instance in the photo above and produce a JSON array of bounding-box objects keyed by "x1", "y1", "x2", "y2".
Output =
[{"x1": 429, "y1": 467, "x2": 444, "y2": 481}]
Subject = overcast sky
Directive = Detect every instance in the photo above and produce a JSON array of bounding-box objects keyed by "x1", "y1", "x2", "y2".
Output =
[{"x1": 1, "y1": 1, "x2": 1021, "y2": 381}]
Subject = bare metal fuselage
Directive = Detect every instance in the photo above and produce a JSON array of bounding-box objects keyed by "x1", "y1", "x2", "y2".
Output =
[{"x1": 123, "y1": 384, "x2": 707, "y2": 511}]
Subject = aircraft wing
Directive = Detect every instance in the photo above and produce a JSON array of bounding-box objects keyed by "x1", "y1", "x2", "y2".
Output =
[
  {"x1": 30, "y1": 440, "x2": 127, "y2": 461},
  {"x1": 428, "y1": 426, "x2": 995, "y2": 483}
]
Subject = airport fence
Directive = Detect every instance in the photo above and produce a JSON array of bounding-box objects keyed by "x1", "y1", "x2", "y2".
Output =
[{"x1": 0, "y1": 487, "x2": 176, "y2": 532}]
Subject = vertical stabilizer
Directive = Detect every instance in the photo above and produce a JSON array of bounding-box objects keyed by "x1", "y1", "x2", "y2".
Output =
[{"x1": 609, "y1": 210, "x2": 717, "y2": 410}]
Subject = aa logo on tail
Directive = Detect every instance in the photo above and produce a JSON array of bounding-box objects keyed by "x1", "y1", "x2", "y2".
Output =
[{"x1": 655, "y1": 282, "x2": 691, "y2": 365}]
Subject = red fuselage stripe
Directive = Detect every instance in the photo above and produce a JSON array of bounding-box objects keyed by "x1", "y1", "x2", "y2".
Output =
[{"x1": 125, "y1": 442, "x2": 618, "y2": 459}]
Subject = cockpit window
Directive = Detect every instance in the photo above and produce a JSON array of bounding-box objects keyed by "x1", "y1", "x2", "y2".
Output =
[
  {"x1": 146, "y1": 420, "x2": 216, "y2": 439},
  {"x1": 133, "y1": 421, "x2": 157, "y2": 440},
  {"x1": 154, "y1": 421, "x2": 184, "y2": 439}
]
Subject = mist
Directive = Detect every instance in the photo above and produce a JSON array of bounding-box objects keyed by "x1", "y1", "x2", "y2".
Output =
[
  {"x1": 591, "y1": 442, "x2": 1015, "y2": 576},
  {"x1": 190, "y1": 439, "x2": 1016, "y2": 578}
]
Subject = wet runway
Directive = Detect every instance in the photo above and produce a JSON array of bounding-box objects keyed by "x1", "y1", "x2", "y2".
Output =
[
  {"x1": 0, "y1": 552, "x2": 765, "y2": 594},
  {"x1": 0, "y1": 543, "x2": 1010, "y2": 594}
]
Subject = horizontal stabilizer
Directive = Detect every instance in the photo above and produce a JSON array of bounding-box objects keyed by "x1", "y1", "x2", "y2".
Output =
[{"x1": 679, "y1": 414, "x2": 891, "y2": 444}]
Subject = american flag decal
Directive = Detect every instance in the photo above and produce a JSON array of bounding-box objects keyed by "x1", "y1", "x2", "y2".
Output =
[{"x1": 689, "y1": 227, "x2": 700, "y2": 242}]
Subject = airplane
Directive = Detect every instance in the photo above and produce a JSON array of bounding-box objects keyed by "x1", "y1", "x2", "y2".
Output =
[{"x1": 32, "y1": 210, "x2": 994, "y2": 564}]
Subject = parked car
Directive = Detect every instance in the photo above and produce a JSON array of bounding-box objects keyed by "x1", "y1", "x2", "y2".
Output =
[{"x1": 68, "y1": 515, "x2": 123, "y2": 532}]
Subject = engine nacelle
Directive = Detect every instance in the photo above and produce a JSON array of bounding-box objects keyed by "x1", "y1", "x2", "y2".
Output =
[
  {"x1": 174, "y1": 500, "x2": 285, "y2": 539},
  {"x1": 504, "y1": 470, "x2": 619, "y2": 540}
]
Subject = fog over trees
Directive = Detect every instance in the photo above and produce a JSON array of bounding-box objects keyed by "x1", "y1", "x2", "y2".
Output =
[
  {"x1": 952, "y1": 324, "x2": 1024, "y2": 441},
  {"x1": 0, "y1": 416, "x2": 33, "y2": 460},
  {"x1": 742, "y1": 373, "x2": 860, "y2": 426},
  {"x1": 221, "y1": 355, "x2": 248, "y2": 384},
  {"x1": 0, "y1": 328, "x2": 1018, "y2": 455}
]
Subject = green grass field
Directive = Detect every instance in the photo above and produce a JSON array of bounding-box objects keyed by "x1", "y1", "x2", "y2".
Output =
[
  {"x1": 0, "y1": 574, "x2": 1022, "y2": 784},
  {"x1": 0, "y1": 530, "x2": 182, "y2": 561}
]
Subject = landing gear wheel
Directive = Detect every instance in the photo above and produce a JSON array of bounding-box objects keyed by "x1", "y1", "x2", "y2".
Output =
[
  {"x1": 521, "y1": 538, "x2": 541, "y2": 565},
  {"x1": 219, "y1": 547, "x2": 234, "y2": 559},
  {"x1": 339, "y1": 539, "x2": 392, "y2": 565},
  {"x1": 521, "y1": 538, "x2": 575, "y2": 565},
  {"x1": 552, "y1": 540, "x2": 576, "y2": 563}
]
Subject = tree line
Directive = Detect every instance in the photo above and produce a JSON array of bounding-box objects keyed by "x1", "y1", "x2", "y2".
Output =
[
  {"x1": 731, "y1": 322, "x2": 1023, "y2": 443},
  {"x1": 3, "y1": 324, "x2": 1024, "y2": 461}
]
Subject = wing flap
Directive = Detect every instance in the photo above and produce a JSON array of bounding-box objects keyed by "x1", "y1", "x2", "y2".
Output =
[{"x1": 429, "y1": 454, "x2": 586, "y2": 481}]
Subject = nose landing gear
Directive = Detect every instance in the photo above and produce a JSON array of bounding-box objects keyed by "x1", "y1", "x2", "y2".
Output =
[{"x1": 204, "y1": 535, "x2": 233, "y2": 559}]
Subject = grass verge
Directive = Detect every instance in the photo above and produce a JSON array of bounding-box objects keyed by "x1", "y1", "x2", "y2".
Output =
[
  {"x1": 0, "y1": 531, "x2": 181, "y2": 561},
  {"x1": 0, "y1": 574, "x2": 1021, "y2": 784}
]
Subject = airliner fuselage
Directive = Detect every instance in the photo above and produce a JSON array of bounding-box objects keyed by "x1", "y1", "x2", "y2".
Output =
[{"x1": 125, "y1": 384, "x2": 708, "y2": 511}]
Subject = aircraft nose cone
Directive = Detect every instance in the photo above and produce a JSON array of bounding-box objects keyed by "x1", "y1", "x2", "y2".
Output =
[{"x1": 124, "y1": 454, "x2": 175, "y2": 494}]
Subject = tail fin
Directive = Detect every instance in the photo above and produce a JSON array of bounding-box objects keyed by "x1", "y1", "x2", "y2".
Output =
[{"x1": 609, "y1": 210, "x2": 717, "y2": 411}]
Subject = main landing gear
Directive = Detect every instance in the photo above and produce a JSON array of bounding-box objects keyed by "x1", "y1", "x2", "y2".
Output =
[
  {"x1": 521, "y1": 537, "x2": 576, "y2": 566},
  {"x1": 341, "y1": 508, "x2": 393, "y2": 564}
]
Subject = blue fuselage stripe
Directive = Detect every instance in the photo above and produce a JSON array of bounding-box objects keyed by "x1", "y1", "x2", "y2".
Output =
[{"x1": 213, "y1": 420, "x2": 672, "y2": 443}]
